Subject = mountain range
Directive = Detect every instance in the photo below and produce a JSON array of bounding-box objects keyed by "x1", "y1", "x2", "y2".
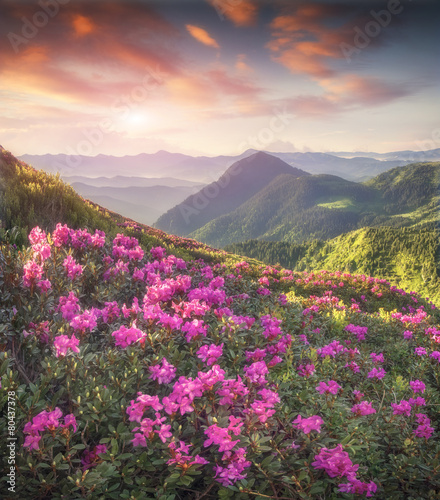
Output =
[
  {"x1": 19, "y1": 147, "x2": 440, "y2": 183},
  {"x1": 1, "y1": 145, "x2": 439, "y2": 304},
  {"x1": 156, "y1": 151, "x2": 440, "y2": 247},
  {"x1": 18, "y1": 147, "x2": 440, "y2": 227}
]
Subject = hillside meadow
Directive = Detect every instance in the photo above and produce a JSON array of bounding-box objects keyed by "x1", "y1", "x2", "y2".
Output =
[
  {"x1": 1, "y1": 223, "x2": 439, "y2": 499},
  {"x1": 0, "y1": 147, "x2": 439, "y2": 499}
]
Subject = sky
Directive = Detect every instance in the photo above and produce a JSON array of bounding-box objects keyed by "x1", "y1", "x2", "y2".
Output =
[{"x1": 0, "y1": 0, "x2": 439, "y2": 157}]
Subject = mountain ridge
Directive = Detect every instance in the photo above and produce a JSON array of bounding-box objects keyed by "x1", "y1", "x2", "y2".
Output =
[
  {"x1": 155, "y1": 151, "x2": 309, "y2": 236},
  {"x1": 187, "y1": 160, "x2": 440, "y2": 247}
]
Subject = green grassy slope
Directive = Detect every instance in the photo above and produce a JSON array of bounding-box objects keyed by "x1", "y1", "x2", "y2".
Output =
[{"x1": 225, "y1": 225, "x2": 440, "y2": 304}]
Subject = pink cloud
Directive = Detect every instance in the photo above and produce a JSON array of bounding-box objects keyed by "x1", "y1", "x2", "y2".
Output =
[
  {"x1": 206, "y1": 0, "x2": 258, "y2": 26},
  {"x1": 186, "y1": 24, "x2": 220, "y2": 48}
]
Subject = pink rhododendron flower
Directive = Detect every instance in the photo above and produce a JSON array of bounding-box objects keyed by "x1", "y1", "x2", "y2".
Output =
[
  {"x1": 23, "y1": 434, "x2": 41, "y2": 451},
  {"x1": 181, "y1": 319, "x2": 207, "y2": 342},
  {"x1": 410, "y1": 380, "x2": 426, "y2": 393},
  {"x1": 317, "y1": 340, "x2": 344, "y2": 358},
  {"x1": 63, "y1": 255, "x2": 83, "y2": 280},
  {"x1": 82, "y1": 444, "x2": 108, "y2": 469},
  {"x1": 197, "y1": 343, "x2": 223, "y2": 366},
  {"x1": 197, "y1": 365, "x2": 225, "y2": 390},
  {"x1": 408, "y1": 397, "x2": 426, "y2": 407},
  {"x1": 58, "y1": 292, "x2": 81, "y2": 321},
  {"x1": 415, "y1": 347, "x2": 427, "y2": 356},
  {"x1": 23, "y1": 260, "x2": 44, "y2": 287},
  {"x1": 243, "y1": 361, "x2": 268, "y2": 385},
  {"x1": 345, "y1": 324, "x2": 368, "y2": 341},
  {"x1": 339, "y1": 478, "x2": 378, "y2": 497},
  {"x1": 36, "y1": 279, "x2": 52, "y2": 293},
  {"x1": 413, "y1": 425, "x2": 434, "y2": 439},
  {"x1": 112, "y1": 323, "x2": 146, "y2": 348},
  {"x1": 297, "y1": 363, "x2": 315, "y2": 378},
  {"x1": 216, "y1": 376, "x2": 249, "y2": 405},
  {"x1": 53, "y1": 334, "x2": 80, "y2": 357},
  {"x1": 430, "y1": 351, "x2": 440, "y2": 362},
  {"x1": 367, "y1": 367, "x2": 386, "y2": 380},
  {"x1": 52, "y1": 223, "x2": 70, "y2": 247},
  {"x1": 351, "y1": 401, "x2": 376, "y2": 416},
  {"x1": 70, "y1": 309, "x2": 100, "y2": 333},
  {"x1": 353, "y1": 390, "x2": 364, "y2": 402},
  {"x1": 149, "y1": 358, "x2": 176, "y2": 385},
  {"x1": 370, "y1": 352, "x2": 384, "y2": 364},
  {"x1": 312, "y1": 444, "x2": 359, "y2": 478},
  {"x1": 29, "y1": 226, "x2": 46, "y2": 245},
  {"x1": 391, "y1": 400, "x2": 412, "y2": 417},
  {"x1": 293, "y1": 415, "x2": 324, "y2": 434},
  {"x1": 345, "y1": 361, "x2": 360, "y2": 373},
  {"x1": 316, "y1": 380, "x2": 342, "y2": 395}
]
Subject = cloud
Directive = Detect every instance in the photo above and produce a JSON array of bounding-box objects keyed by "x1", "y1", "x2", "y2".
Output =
[
  {"x1": 186, "y1": 24, "x2": 220, "y2": 49},
  {"x1": 0, "y1": 1, "x2": 183, "y2": 106},
  {"x1": 72, "y1": 14, "x2": 96, "y2": 37},
  {"x1": 206, "y1": 0, "x2": 258, "y2": 26},
  {"x1": 235, "y1": 54, "x2": 253, "y2": 73},
  {"x1": 267, "y1": 3, "x2": 385, "y2": 79},
  {"x1": 276, "y1": 75, "x2": 415, "y2": 119},
  {"x1": 321, "y1": 75, "x2": 414, "y2": 106}
]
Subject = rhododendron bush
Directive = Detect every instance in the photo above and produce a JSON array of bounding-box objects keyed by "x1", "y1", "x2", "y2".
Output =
[{"x1": 0, "y1": 225, "x2": 439, "y2": 499}]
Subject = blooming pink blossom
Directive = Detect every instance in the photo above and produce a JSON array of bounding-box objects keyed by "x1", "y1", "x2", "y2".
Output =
[
  {"x1": 430, "y1": 351, "x2": 440, "y2": 362},
  {"x1": 112, "y1": 323, "x2": 146, "y2": 348},
  {"x1": 370, "y1": 352, "x2": 384, "y2": 364},
  {"x1": 408, "y1": 397, "x2": 426, "y2": 407},
  {"x1": 52, "y1": 223, "x2": 70, "y2": 247},
  {"x1": 297, "y1": 363, "x2": 315, "y2": 378},
  {"x1": 316, "y1": 380, "x2": 341, "y2": 395},
  {"x1": 58, "y1": 292, "x2": 81, "y2": 321},
  {"x1": 312, "y1": 444, "x2": 359, "y2": 479},
  {"x1": 23, "y1": 260, "x2": 44, "y2": 287},
  {"x1": 81, "y1": 444, "x2": 108, "y2": 469},
  {"x1": 391, "y1": 400, "x2": 412, "y2": 417},
  {"x1": 53, "y1": 334, "x2": 80, "y2": 357},
  {"x1": 367, "y1": 367, "x2": 386, "y2": 380},
  {"x1": 149, "y1": 358, "x2": 176, "y2": 385},
  {"x1": 410, "y1": 380, "x2": 426, "y2": 393},
  {"x1": 243, "y1": 361, "x2": 268, "y2": 385},
  {"x1": 195, "y1": 344, "x2": 222, "y2": 367},
  {"x1": 339, "y1": 478, "x2": 378, "y2": 497},
  {"x1": 293, "y1": 415, "x2": 324, "y2": 434},
  {"x1": 63, "y1": 255, "x2": 83, "y2": 280},
  {"x1": 351, "y1": 401, "x2": 376, "y2": 416}
]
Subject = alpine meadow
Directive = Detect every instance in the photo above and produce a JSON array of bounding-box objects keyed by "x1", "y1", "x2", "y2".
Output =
[{"x1": 1, "y1": 0, "x2": 440, "y2": 499}]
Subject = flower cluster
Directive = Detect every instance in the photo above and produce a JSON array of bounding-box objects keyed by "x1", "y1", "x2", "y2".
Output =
[{"x1": 24, "y1": 408, "x2": 77, "y2": 451}]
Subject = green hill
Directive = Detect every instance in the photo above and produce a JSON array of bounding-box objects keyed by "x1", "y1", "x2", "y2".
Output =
[
  {"x1": 155, "y1": 151, "x2": 309, "y2": 236},
  {"x1": 191, "y1": 173, "x2": 379, "y2": 246},
  {"x1": 0, "y1": 146, "x2": 228, "y2": 264},
  {"x1": 225, "y1": 225, "x2": 440, "y2": 304},
  {"x1": 191, "y1": 161, "x2": 440, "y2": 248}
]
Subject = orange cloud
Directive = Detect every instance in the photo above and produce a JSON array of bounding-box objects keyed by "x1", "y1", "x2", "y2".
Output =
[
  {"x1": 72, "y1": 14, "x2": 96, "y2": 37},
  {"x1": 268, "y1": 4, "x2": 365, "y2": 78},
  {"x1": 206, "y1": 0, "x2": 258, "y2": 26},
  {"x1": 0, "y1": 2, "x2": 182, "y2": 107},
  {"x1": 186, "y1": 25, "x2": 220, "y2": 49}
]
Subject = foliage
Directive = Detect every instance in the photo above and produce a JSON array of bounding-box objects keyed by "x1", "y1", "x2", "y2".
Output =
[
  {"x1": 0, "y1": 224, "x2": 439, "y2": 499},
  {"x1": 225, "y1": 226, "x2": 440, "y2": 306}
]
